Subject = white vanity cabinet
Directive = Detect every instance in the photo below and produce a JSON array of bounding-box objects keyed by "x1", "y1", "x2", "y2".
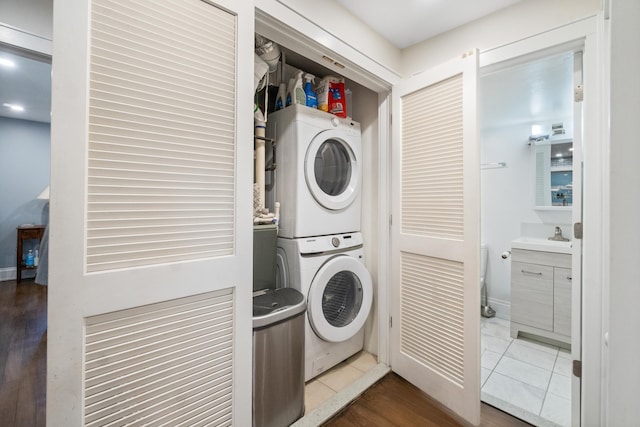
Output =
[{"x1": 510, "y1": 248, "x2": 571, "y2": 345}]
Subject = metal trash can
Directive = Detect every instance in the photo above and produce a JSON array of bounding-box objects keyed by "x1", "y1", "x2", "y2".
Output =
[{"x1": 253, "y1": 288, "x2": 306, "y2": 427}]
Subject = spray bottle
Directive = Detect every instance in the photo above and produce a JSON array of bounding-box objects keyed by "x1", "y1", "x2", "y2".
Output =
[
  {"x1": 293, "y1": 71, "x2": 305, "y2": 105},
  {"x1": 303, "y1": 73, "x2": 317, "y2": 108}
]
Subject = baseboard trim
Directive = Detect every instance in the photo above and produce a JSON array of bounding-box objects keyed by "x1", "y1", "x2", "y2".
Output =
[
  {"x1": 486, "y1": 297, "x2": 510, "y2": 321},
  {"x1": 0, "y1": 267, "x2": 16, "y2": 282}
]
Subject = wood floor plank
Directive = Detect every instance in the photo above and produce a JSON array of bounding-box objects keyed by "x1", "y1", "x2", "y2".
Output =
[
  {"x1": 0, "y1": 280, "x2": 47, "y2": 427},
  {"x1": 324, "y1": 373, "x2": 532, "y2": 427}
]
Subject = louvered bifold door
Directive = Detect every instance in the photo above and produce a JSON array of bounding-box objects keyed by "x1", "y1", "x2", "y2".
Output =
[
  {"x1": 48, "y1": 0, "x2": 253, "y2": 425},
  {"x1": 390, "y1": 51, "x2": 481, "y2": 425}
]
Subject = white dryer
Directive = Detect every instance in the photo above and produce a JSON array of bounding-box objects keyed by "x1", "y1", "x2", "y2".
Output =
[
  {"x1": 276, "y1": 233, "x2": 373, "y2": 382},
  {"x1": 266, "y1": 105, "x2": 362, "y2": 239}
]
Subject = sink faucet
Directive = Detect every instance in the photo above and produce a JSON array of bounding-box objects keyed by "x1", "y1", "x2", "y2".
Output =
[{"x1": 548, "y1": 226, "x2": 570, "y2": 242}]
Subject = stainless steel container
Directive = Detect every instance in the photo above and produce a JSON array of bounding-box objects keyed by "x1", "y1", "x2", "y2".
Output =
[{"x1": 253, "y1": 288, "x2": 306, "y2": 427}]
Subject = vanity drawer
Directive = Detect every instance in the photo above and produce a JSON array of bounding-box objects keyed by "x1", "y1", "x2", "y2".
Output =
[
  {"x1": 511, "y1": 261, "x2": 554, "y2": 332},
  {"x1": 512, "y1": 249, "x2": 571, "y2": 268}
]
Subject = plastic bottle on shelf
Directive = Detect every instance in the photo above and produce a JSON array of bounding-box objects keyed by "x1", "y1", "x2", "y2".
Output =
[
  {"x1": 293, "y1": 71, "x2": 305, "y2": 105},
  {"x1": 303, "y1": 73, "x2": 317, "y2": 108},
  {"x1": 34, "y1": 249, "x2": 39, "y2": 267},
  {"x1": 286, "y1": 76, "x2": 296, "y2": 106},
  {"x1": 25, "y1": 250, "x2": 34, "y2": 267},
  {"x1": 275, "y1": 83, "x2": 286, "y2": 110}
]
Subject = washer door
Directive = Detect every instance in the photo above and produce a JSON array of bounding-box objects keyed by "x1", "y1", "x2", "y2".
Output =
[
  {"x1": 307, "y1": 255, "x2": 372, "y2": 342},
  {"x1": 305, "y1": 130, "x2": 359, "y2": 211}
]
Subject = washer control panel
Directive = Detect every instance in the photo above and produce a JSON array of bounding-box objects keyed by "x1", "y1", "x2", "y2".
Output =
[{"x1": 298, "y1": 232, "x2": 363, "y2": 254}]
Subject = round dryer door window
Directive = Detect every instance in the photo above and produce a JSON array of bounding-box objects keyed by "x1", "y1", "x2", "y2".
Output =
[
  {"x1": 307, "y1": 255, "x2": 372, "y2": 343},
  {"x1": 305, "y1": 130, "x2": 360, "y2": 211}
]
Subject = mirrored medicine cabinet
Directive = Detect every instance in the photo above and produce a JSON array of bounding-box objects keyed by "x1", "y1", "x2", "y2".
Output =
[{"x1": 533, "y1": 138, "x2": 573, "y2": 209}]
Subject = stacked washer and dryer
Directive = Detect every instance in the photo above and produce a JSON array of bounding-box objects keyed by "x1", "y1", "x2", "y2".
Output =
[{"x1": 266, "y1": 104, "x2": 373, "y2": 382}]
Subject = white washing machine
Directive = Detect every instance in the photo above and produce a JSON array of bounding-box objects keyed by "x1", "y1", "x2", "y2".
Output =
[
  {"x1": 266, "y1": 105, "x2": 362, "y2": 239},
  {"x1": 276, "y1": 232, "x2": 373, "y2": 382}
]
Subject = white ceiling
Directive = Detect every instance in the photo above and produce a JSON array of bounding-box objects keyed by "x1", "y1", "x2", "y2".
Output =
[
  {"x1": 336, "y1": 0, "x2": 522, "y2": 49},
  {"x1": 0, "y1": 49, "x2": 51, "y2": 123},
  {"x1": 480, "y1": 51, "x2": 574, "y2": 130}
]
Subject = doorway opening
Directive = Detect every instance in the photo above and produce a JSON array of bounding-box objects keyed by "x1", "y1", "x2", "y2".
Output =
[
  {"x1": 0, "y1": 43, "x2": 52, "y2": 425},
  {"x1": 479, "y1": 47, "x2": 581, "y2": 427}
]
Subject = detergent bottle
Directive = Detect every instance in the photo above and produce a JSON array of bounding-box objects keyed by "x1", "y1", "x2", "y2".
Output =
[
  {"x1": 303, "y1": 73, "x2": 318, "y2": 108},
  {"x1": 286, "y1": 76, "x2": 296, "y2": 106},
  {"x1": 275, "y1": 83, "x2": 286, "y2": 110}
]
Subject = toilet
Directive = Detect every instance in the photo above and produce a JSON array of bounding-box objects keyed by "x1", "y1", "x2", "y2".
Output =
[{"x1": 480, "y1": 243, "x2": 496, "y2": 318}]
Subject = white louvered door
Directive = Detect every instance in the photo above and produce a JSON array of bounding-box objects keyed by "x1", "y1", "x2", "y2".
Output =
[
  {"x1": 49, "y1": 0, "x2": 253, "y2": 425},
  {"x1": 390, "y1": 51, "x2": 480, "y2": 425}
]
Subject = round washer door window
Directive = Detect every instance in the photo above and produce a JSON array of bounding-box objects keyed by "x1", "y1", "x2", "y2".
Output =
[
  {"x1": 307, "y1": 255, "x2": 372, "y2": 342},
  {"x1": 305, "y1": 130, "x2": 359, "y2": 211}
]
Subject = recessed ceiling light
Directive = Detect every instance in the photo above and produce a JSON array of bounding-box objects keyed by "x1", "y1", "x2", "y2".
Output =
[
  {"x1": 0, "y1": 58, "x2": 16, "y2": 68},
  {"x1": 3, "y1": 103, "x2": 24, "y2": 112},
  {"x1": 555, "y1": 153, "x2": 563, "y2": 157}
]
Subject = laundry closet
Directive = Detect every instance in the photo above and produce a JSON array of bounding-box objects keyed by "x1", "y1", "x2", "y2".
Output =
[{"x1": 252, "y1": 20, "x2": 385, "y2": 416}]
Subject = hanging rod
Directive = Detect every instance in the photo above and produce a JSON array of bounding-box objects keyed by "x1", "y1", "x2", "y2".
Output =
[{"x1": 481, "y1": 162, "x2": 507, "y2": 170}]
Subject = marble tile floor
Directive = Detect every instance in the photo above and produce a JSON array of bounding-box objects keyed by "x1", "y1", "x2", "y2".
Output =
[
  {"x1": 304, "y1": 350, "x2": 378, "y2": 413},
  {"x1": 481, "y1": 317, "x2": 572, "y2": 427}
]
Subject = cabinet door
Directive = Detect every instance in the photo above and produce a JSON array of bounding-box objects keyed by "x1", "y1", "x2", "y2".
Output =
[
  {"x1": 554, "y1": 267, "x2": 572, "y2": 337},
  {"x1": 511, "y1": 261, "x2": 554, "y2": 331}
]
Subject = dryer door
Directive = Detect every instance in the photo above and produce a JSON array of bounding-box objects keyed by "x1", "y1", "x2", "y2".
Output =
[
  {"x1": 305, "y1": 130, "x2": 360, "y2": 210},
  {"x1": 307, "y1": 255, "x2": 372, "y2": 342}
]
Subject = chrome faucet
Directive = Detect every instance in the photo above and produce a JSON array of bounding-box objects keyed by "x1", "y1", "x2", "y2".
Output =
[{"x1": 548, "y1": 226, "x2": 570, "y2": 242}]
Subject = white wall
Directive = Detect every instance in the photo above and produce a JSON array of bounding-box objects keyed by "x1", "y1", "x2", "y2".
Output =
[
  {"x1": 0, "y1": 0, "x2": 52, "y2": 40},
  {"x1": 606, "y1": 0, "x2": 640, "y2": 424},
  {"x1": 402, "y1": 0, "x2": 600, "y2": 76},
  {"x1": 481, "y1": 121, "x2": 572, "y2": 318},
  {"x1": 0, "y1": 117, "x2": 50, "y2": 272}
]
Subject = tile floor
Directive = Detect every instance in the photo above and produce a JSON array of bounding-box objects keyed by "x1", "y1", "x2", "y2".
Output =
[
  {"x1": 481, "y1": 316, "x2": 572, "y2": 427},
  {"x1": 304, "y1": 351, "x2": 378, "y2": 413}
]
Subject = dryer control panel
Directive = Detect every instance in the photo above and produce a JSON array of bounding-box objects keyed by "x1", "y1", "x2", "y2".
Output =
[
  {"x1": 328, "y1": 115, "x2": 360, "y2": 136},
  {"x1": 298, "y1": 232, "x2": 363, "y2": 254}
]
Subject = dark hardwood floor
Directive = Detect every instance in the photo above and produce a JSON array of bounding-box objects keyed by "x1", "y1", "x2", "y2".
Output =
[
  {"x1": 323, "y1": 373, "x2": 532, "y2": 427},
  {"x1": 0, "y1": 279, "x2": 47, "y2": 427}
]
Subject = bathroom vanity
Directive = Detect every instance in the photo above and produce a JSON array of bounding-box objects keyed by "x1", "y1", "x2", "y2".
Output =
[{"x1": 510, "y1": 238, "x2": 572, "y2": 346}]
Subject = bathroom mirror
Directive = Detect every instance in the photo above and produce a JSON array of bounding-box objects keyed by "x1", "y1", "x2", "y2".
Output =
[{"x1": 534, "y1": 139, "x2": 573, "y2": 208}]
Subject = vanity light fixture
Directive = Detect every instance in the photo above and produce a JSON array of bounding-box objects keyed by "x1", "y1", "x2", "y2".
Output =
[{"x1": 3, "y1": 103, "x2": 24, "y2": 112}]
